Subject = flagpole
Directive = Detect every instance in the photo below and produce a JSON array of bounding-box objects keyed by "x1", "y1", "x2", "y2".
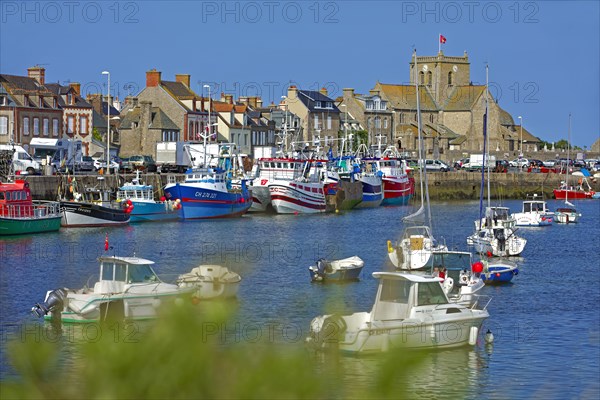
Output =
[{"x1": 438, "y1": 33, "x2": 441, "y2": 53}]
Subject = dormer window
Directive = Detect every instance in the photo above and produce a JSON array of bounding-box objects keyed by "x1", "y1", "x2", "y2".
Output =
[
  {"x1": 53, "y1": 97, "x2": 57, "y2": 108},
  {"x1": 0, "y1": 96, "x2": 6, "y2": 106},
  {"x1": 315, "y1": 101, "x2": 322, "y2": 108},
  {"x1": 39, "y1": 96, "x2": 43, "y2": 108},
  {"x1": 24, "y1": 94, "x2": 29, "y2": 106}
]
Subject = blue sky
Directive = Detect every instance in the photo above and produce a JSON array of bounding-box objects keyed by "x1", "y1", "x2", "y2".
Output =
[{"x1": 1, "y1": 1, "x2": 598, "y2": 147}]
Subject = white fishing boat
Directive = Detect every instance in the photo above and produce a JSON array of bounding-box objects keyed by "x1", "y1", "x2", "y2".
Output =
[
  {"x1": 269, "y1": 159, "x2": 326, "y2": 214},
  {"x1": 513, "y1": 194, "x2": 553, "y2": 226},
  {"x1": 177, "y1": 264, "x2": 241, "y2": 299},
  {"x1": 306, "y1": 272, "x2": 491, "y2": 353}
]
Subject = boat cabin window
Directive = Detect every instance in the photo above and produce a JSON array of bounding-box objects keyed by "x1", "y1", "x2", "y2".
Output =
[
  {"x1": 417, "y1": 282, "x2": 448, "y2": 306},
  {"x1": 128, "y1": 264, "x2": 157, "y2": 283},
  {"x1": 379, "y1": 279, "x2": 411, "y2": 303},
  {"x1": 524, "y1": 203, "x2": 531, "y2": 213},
  {"x1": 0, "y1": 192, "x2": 4, "y2": 200}
]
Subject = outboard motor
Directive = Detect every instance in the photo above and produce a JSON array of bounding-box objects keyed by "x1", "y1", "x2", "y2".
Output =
[{"x1": 31, "y1": 288, "x2": 67, "y2": 318}]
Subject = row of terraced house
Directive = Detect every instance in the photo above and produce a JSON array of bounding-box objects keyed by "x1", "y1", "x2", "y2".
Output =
[{"x1": 1, "y1": 51, "x2": 548, "y2": 163}]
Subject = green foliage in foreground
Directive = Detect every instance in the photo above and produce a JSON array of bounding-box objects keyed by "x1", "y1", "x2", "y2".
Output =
[{"x1": 2, "y1": 302, "x2": 432, "y2": 399}]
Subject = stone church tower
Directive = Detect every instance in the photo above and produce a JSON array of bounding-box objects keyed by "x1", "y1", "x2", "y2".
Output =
[{"x1": 409, "y1": 51, "x2": 471, "y2": 104}]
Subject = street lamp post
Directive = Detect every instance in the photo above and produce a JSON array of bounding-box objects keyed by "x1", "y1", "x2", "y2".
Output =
[
  {"x1": 518, "y1": 115, "x2": 523, "y2": 157},
  {"x1": 102, "y1": 71, "x2": 110, "y2": 175},
  {"x1": 281, "y1": 95, "x2": 288, "y2": 153}
]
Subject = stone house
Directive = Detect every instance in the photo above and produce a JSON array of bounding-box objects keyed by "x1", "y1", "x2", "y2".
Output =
[
  {"x1": 118, "y1": 100, "x2": 180, "y2": 157},
  {"x1": 283, "y1": 86, "x2": 340, "y2": 152}
]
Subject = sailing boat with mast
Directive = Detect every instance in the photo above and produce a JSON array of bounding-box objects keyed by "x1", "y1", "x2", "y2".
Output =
[
  {"x1": 466, "y1": 65, "x2": 526, "y2": 257},
  {"x1": 387, "y1": 50, "x2": 446, "y2": 270},
  {"x1": 554, "y1": 114, "x2": 584, "y2": 223}
]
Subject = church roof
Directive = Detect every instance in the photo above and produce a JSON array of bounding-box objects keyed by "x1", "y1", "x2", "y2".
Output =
[
  {"x1": 377, "y1": 83, "x2": 438, "y2": 111},
  {"x1": 441, "y1": 85, "x2": 485, "y2": 111}
]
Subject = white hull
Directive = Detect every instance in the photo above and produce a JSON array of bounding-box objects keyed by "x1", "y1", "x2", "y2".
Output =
[
  {"x1": 468, "y1": 231, "x2": 527, "y2": 257},
  {"x1": 177, "y1": 265, "x2": 241, "y2": 300},
  {"x1": 555, "y1": 211, "x2": 579, "y2": 224},
  {"x1": 513, "y1": 212, "x2": 553, "y2": 226},
  {"x1": 269, "y1": 182, "x2": 326, "y2": 214},
  {"x1": 249, "y1": 185, "x2": 271, "y2": 212}
]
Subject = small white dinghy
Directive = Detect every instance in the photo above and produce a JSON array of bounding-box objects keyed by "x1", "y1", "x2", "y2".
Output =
[
  {"x1": 177, "y1": 265, "x2": 241, "y2": 300},
  {"x1": 308, "y1": 256, "x2": 364, "y2": 282}
]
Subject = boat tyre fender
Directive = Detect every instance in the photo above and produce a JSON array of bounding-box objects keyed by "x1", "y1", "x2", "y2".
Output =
[
  {"x1": 317, "y1": 315, "x2": 347, "y2": 349},
  {"x1": 122, "y1": 199, "x2": 134, "y2": 214}
]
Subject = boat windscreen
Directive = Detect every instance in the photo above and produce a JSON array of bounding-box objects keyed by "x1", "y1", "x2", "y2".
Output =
[
  {"x1": 128, "y1": 264, "x2": 158, "y2": 283},
  {"x1": 417, "y1": 282, "x2": 448, "y2": 306},
  {"x1": 427, "y1": 252, "x2": 471, "y2": 271}
]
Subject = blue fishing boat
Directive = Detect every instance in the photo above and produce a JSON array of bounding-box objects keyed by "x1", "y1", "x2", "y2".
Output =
[
  {"x1": 117, "y1": 172, "x2": 181, "y2": 222},
  {"x1": 163, "y1": 168, "x2": 251, "y2": 219}
]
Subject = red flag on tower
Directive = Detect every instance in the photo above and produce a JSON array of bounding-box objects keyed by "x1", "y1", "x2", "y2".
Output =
[
  {"x1": 104, "y1": 233, "x2": 109, "y2": 252},
  {"x1": 440, "y1": 34, "x2": 447, "y2": 44}
]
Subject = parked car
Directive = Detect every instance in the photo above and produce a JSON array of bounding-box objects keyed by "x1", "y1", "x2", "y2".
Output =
[
  {"x1": 77, "y1": 156, "x2": 95, "y2": 172},
  {"x1": 509, "y1": 158, "x2": 529, "y2": 168},
  {"x1": 424, "y1": 159, "x2": 450, "y2": 172},
  {"x1": 128, "y1": 155, "x2": 157, "y2": 172},
  {"x1": 593, "y1": 161, "x2": 600, "y2": 172},
  {"x1": 543, "y1": 159, "x2": 557, "y2": 167}
]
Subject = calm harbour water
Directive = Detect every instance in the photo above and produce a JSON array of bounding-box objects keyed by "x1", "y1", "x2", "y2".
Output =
[{"x1": 1, "y1": 199, "x2": 599, "y2": 398}]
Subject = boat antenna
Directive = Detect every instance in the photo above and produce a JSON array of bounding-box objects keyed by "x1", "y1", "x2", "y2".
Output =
[{"x1": 565, "y1": 113, "x2": 574, "y2": 207}]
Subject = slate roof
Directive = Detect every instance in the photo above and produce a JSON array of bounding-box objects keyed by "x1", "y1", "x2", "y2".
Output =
[
  {"x1": 297, "y1": 90, "x2": 340, "y2": 113},
  {"x1": 161, "y1": 80, "x2": 197, "y2": 100},
  {"x1": 0, "y1": 74, "x2": 55, "y2": 107},
  {"x1": 92, "y1": 109, "x2": 107, "y2": 128},
  {"x1": 45, "y1": 83, "x2": 92, "y2": 108}
]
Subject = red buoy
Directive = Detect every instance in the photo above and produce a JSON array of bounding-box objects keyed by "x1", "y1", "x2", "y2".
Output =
[{"x1": 472, "y1": 261, "x2": 484, "y2": 274}]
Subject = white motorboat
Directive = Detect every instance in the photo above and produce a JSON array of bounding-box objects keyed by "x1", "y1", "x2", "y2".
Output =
[
  {"x1": 555, "y1": 207, "x2": 580, "y2": 224},
  {"x1": 513, "y1": 194, "x2": 553, "y2": 226},
  {"x1": 32, "y1": 257, "x2": 242, "y2": 323},
  {"x1": 306, "y1": 272, "x2": 491, "y2": 353},
  {"x1": 177, "y1": 264, "x2": 241, "y2": 300},
  {"x1": 32, "y1": 256, "x2": 186, "y2": 323},
  {"x1": 308, "y1": 256, "x2": 364, "y2": 282}
]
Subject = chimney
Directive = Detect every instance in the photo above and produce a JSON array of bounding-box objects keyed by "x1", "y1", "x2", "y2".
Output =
[
  {"x1": 140, "y1": 101, "x2": 152, "y2": 151},
  {"x1": 287, "y1": 85, "x2": 298, "y2": 102},
  {"x1": 319, "y1": 87, "x2": 328, "y2": 97},
  {"x1": 146, "y1": 69, "x2": 161, "y2": 87},
  {"x1": 27, "y1": 66, "x2": 45, "y2": 85},
  {"x1": 225, "y1": 94, "x2": 233, "y2": 104},
  {"x1": 69, "y1": 82, "x2": 81, "y2": 95},
  {"x1": 369, "y1": 89, "x2": 380, "y2": 96},
  {"x1": 343, "y1": 88, "x2": 355, "y2": 99},
  {"x1": 175, "y1": 74, "x2": 191, "y2": 88},
  {"x1": 257, "y1": 98, "x2": 263, "y2": 108}
]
